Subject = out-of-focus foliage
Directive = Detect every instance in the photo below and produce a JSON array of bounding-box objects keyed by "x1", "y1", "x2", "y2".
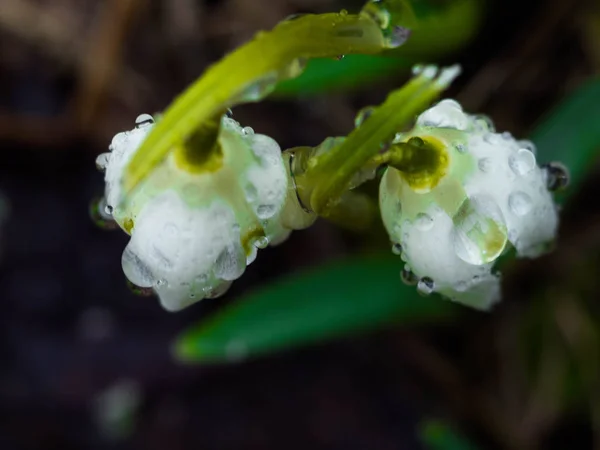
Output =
[
  {"x1": 418, "y1": 419, "x2": 480, "y2": 450},
  {"x1": 175, "y1": 254, "x2": 457, "y2": 363}
]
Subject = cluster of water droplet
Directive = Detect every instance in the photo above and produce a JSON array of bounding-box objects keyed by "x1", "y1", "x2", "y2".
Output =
[
  {"x1": 94, "y1": 113, "x2": 299, "y2": 311},
  {"x1": 379, "y1": 99, "x2": 567, "y2": 310},
  {"x1": 360, "y1": 0, "x2": 413, "y2": 48}
]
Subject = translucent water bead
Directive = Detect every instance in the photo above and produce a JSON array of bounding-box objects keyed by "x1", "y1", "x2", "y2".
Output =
[
  {"x1": 98, "y1": 114, "x2": 295, "y2": 311},
  {"x1": 379, "y1": 99, "x2": 562, "y2": 310}
]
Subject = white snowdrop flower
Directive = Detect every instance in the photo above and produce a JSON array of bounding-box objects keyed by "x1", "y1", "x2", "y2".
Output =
[
  {"x1": 96, "y1": 114, "x2": 306, "y2": 311},
  {"x1": 380, "y1": 99, "x2": 565, "y2": 310}
]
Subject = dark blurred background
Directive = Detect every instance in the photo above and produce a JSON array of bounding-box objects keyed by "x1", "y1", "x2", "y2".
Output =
[{"x1": 0, "y1": 0, "x2": 599, "y2": 449}]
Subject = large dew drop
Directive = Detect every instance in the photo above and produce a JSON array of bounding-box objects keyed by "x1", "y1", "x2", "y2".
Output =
[
  {"x1": 451, "y1": 195, "x2": 508, "y2": 266},
  {"x1": 214, "y1": 244, "x2": 246, "y2": 281},
  {"x1": 508, "y1": 148, "x2": 535, "y2": 176}
]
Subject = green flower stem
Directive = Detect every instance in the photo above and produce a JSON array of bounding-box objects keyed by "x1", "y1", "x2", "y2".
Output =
[
  {"x1": 299, "y1": 66, "x2": 459, "y2": 216},
  {"x1": 123, "y1": 10, "x2": 404, "y2": 195}
]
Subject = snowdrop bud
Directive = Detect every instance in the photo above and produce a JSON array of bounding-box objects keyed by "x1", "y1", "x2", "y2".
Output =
[
  {"x1": 97, "y1": 114, "x2": 304, "y2": 311},
  {"x1": 379, "y1": 99, "x2": 563, "y2": 310}
]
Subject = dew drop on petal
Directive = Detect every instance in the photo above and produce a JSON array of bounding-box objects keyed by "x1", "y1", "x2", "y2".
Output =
[
  {"x1": 542, "y1": 162, "x2": 569, "y2": 191},
  {"x1": 392, "y1": 243, "x2": 402, "y2": 255},
  {"x1": 214, "y1": 244, "x2": 246, "y2": 281},
  {"x1": 508, "y1": 148, "x2": 536, "y2": 176},
  {"x1": 454, "y1": 143, "x2": 467, "y2": 153},
  {"x1": 508, "y1": 191, "x2": 532, "y2": 216},
  {"x1": 478, "y1": 157, "x2": 494, "y2": 173},
  {"x1": 242, "y1": 127, "x2": 254, "y2": 136},
  {"x1": 96, "y1": 153, "x2": 110, "y2": 172},
  {"x1": 135, "y1": 114, "x2": 154, "y2": 128},
  {"x1": 415, "y1": 213, "x2": 433, "y2": 231},
  {"x1": 254, "y1": 236, "x2": 269, "y2": 249},
  {"x1": 451, "y1": 195, "x2": 508, "y2": 265},
  {"x1": 256, "y1": 204, "x2": 277, "y2": 219},
  {"x1": 472, "y1": 114, "x2": 495, "y2": 133},
  {"x1": 401, "y1": 265, "x2": 418, "y2": 285},
  {"x1": 417, "y1": 277, "x2": 435, "y2": 296},
  {"x1": 89, "y1": 197, "x2": 118, "y2": 230},
  {"x1": 354, "y1": 106, "x2": 376, "y2": 127}
]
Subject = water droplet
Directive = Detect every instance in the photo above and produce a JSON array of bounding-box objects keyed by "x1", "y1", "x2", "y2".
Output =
[
  {"x1": 214, "y1": 245, "x2": 246, "y2": 281},
  {"x1": 225, "y1": 108, "x2": 234, "y2": 118},
  {"x1": 89, "y1": 197, "x2": 118, "y2": 230},
  {"x1": 508, "y1": 148, "x2": 536, "y2": 176},
  {"x1": 135, "y1": 114, "x2": 154, "y2": 128},
  {"x1": 508, "y1": 191, "x2": 532, "y2": 216},
  {"x1": 412, "y1": 64, "x2": 424, "y2": 75},
  {"x1": 238, "y1": 73, "x2": 278, "y2": 102},
  {"x1": 242, "y1": 126, "x2": 254, "y2": 135},
  {"x1": 542, "y1": 162, "x2": 569, "y2": 191},
  {"x1": 243, "y1": 183, "x2": 258, "y2": 202},
  {"x1": 104, "y1": 204, "x2": 114, "y2": 216},
  {"x1": 417, "y1": 277, "x2": 435, "y2": 296},
  {"x1": 334, "y1": 54, "x2": 345, "y2": 61},
  {"x1": 254, "y1": 236, "x2": 269, "y2": 249},
  {"x1": 454, "y1": 280, "x2": 468, "y2": 292},
  {"x1": 361, "y1": 0, "x2": 413, "y2": 48},
  {"x1": 354, "y1": 106, "x2": 376, "y2": 127},
  {"x1": 96, "y1": 153, "x2": 110, "y2": 171},
  {"x1": 517, "y1": 139, "x2": 536, "y2": 154},
  {"x1": 401, "y1": 265, "x2": 418, "y2": 285},
  {"x1": 155, "y1": 279, "x2": 167, "y2": 287},
  {"x1": 126, "y1": 280, "x2": 154, "y2": 297},
  {"x1": 415, "y1": 213, "x2": 433, "y2": 231},
  {"x1": 454, "y1": 143, "x2": 467, "y2": 153},
  {"x1": 478, "y1": 157, "x2": 494, "y2": 173},
  {"x1": 388, "y1": 26, "x2": 411, "y2": 48},
  {"x1": 451, "y1": 195, "x2": 508, "y2": 265},
  {"x1": 257, "y1": 204, "x2": 277, "y2": 219},
  {"x1": 483, "y1": 132, "x2": 503, "y2": 145},
  {"x1": 472, "y1": 114, "x2": 495, "y2": 133},
  {"x1": 339, "y1": 9, "x2": 348, "y2": 16},
  {"x1": 407, "y1": 136, "x2": 425, "y2": 148},
  {"x1": 392, "y1": 243, "x2": 402, "y2": 255}
]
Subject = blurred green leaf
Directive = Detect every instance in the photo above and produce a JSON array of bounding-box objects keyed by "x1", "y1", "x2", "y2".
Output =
[
  {"x1": 531, "y1": 77, "x2": 600, "y2": 202},
  {"x1": 273, "y1": 0, "x2": 484, "y2": 96},
  {"x1": 175, "y1": 253, "x2": 457, "y2": 363},
  {"x1": 418, "y1": 419, "x2": 480, "y2": 450}
]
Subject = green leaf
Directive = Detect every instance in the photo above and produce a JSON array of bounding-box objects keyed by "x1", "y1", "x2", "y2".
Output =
[
  {"x1": 175, "y1": 253, "x2": 457, "y2": 363},
  {"x1": 531, "y1": 77, "x2": 600, "y2": 202},
  {"x1": 273, "y1": 0, "x2": 484, "y2": 96},
  {"x1": 418, "y1": 419, "x2": 480, "y2": 450}
]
